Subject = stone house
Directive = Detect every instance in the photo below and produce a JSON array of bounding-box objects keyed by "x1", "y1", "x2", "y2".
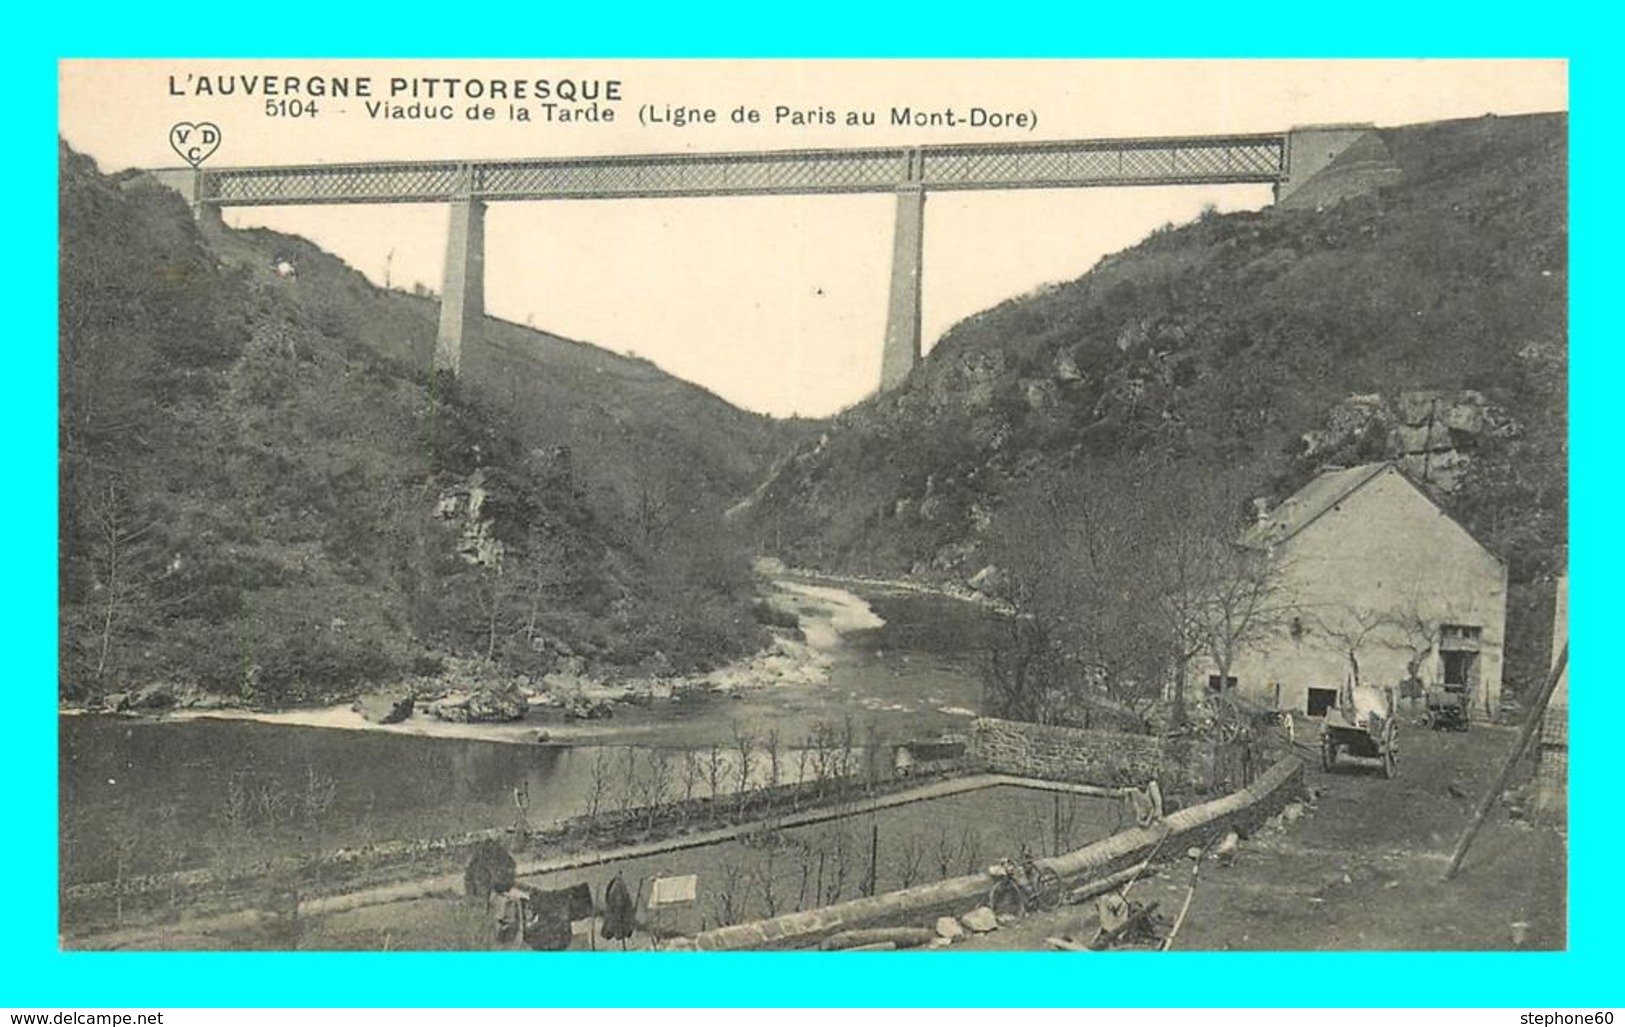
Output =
[{"x1": 1209, "y1": 462, "x2": 1507, "y2": 722}]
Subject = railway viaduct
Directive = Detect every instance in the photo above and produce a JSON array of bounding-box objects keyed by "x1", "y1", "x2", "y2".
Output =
[{"x1": 154, "y1": 125, "x2": 1382, "y2": 392}]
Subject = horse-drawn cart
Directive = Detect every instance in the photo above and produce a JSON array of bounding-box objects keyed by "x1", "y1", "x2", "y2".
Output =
[
  {"x1": 1423, "y1": 686, "x2": 1471, "y2": 732},
  {"x1": 1320, "y1": 683, "x2": 1400, "y2": 778}
]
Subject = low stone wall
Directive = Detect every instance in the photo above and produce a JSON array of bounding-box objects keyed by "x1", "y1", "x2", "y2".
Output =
[
  {"x1": 672, "y1": 754, "x2": 1304, "y2": 951},
  {"x1": 971, "y1": 717, "x2": 1165, "y2": 785}
]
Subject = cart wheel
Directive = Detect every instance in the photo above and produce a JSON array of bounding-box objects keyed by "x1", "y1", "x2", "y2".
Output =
[
  {"x1": 1382, "y1": 746, "x2": 1397, "y2": 779},
  {"x1": 1321, "y1": 737, "x2": 1336, "y2": 772},
  {"x1": 1033, "y1": 867, "x2": 1064, "y2": 912},
  {"x1": 987, "y1": 875, "x2": 1023, "y2": 918}
]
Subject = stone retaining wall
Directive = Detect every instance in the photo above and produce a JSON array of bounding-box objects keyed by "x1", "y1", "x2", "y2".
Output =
[
  {"x1": 672, "y1": 754, "x2": 1304, "y2": 951},
  {"x1": 971, "y1": 717, "x2": 1166, "y2": 785}
]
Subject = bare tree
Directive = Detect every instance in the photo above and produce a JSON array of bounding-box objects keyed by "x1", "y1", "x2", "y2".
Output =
[
  {"x1": 711, "y1": 857, "x2": 748, "y2": 928},
  {"x1": 747, "y1": 837, "x2": 781, "y2": 918},
  {"x1": 896, "y1": 832, "x2": 926, "y2": 889},
  {"x1": 765, "y1": 729, "x2": 783, "y2": 790},
  {"x1": 628, "y1": 445, "x2": 692, "y2": 552},
  {"x1": 705, "y1": 744, "x2": 725, "y2": 821},
  {"x1": 520, "y1": 530, "x2": 570, "y2": 650},
  {"x1": 1182, "y1": 542, "x2": 1296, "y2": 721},
  {"x1": 255, "y1": 777, "x2": 290, "y2": 829},
  {"x1": 1386, "y1": 584, "x2": 1474, "y2": 708},
  {"x1": 640, "y1": 749, "x2": 673, "y2": 830},
  {"x1": 822, "y1": 824, "x2": 851, "y2": 905},
  {"x1": 793, "y1": 838, "x2": 816, "y2": 912},
  {"x1": 932, "y1": 825, "x2": 956, "y2": 880},
  {"x1": 731, "y1": 722, "x2": 756, "y2": 815},
  {"x1": 1312, "y1": 604, "x2": 1404, "y2": 691},
  {"x1": 987, "y1": 456, "x2": 1289, "y2": 731},
  {"x1": 467, "y1": 565, "x2": 518, "y2": 665},
  {"x1": 984, "y1": 461, "x2": 1184, "y2": 726},
  {"x1": 957, "y1": 826, "x2": 985, "y2": 877},
  {"x1": 808, "y1": 723, "x2": 836, "y2": 793},
  {"x1": 79, "y1": 475, "x2": 186, "y2": 692},
  {"x1": 837, "y1": 715, "x2": 856, "y2": 783},
  {"x1": 679, "y1": 748, "x2": 702, "y2": 804},
  {"x1": 299, "y1": 765, "x2": 337, "y2": 854},
  {"x1": 586, "y1": 748, "x2": 614, "y2": 825},
  {"x1": 862, "y1": 723, "x2": 885, "y2": 793},
  {"x1": 617, "y1": 747, "x2": 640, "y2": 818}
]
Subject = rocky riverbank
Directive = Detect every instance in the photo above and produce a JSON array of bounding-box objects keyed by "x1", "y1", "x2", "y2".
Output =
[{"x1": 79, "y1": 577, "x2": 884, "y2": 748}]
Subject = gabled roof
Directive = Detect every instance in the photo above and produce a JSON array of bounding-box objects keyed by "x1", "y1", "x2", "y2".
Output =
[{"x1": 1241, "y1": 462, "x2": 1393, "y2": 549}]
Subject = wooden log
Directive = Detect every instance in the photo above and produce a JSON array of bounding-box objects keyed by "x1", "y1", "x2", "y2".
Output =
[
  {"x1": 818, "y1": 927, "x2": 937, "y2": 951},
  {"x1": 1063, "y1": 860, "x2": 1150, "y2": 905},
  {"x1": 1161, "y1": 854, "x2": 1204, "y2": 950}
]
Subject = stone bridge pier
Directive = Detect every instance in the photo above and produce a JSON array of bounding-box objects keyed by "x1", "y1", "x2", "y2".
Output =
[
  {"x1": 879, "y1": 185, "x2": 926, "y2": 391},
  {"x1": 436, "y1": 181, "x2": 486, "y2": 377}
]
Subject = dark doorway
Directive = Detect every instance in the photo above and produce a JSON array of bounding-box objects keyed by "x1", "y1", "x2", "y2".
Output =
[
  {"x1": 1443, "y1": 650, "x2": 1478, "y2": 689},
  {"x1": 1307, "y1": 687, "x2": 1338, "y2": 718}
]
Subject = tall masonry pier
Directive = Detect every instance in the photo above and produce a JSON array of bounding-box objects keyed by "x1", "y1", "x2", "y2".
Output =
[
  {"x1": 880, "y1": 185, "x2": 926, "y2": 391},
  {"x1": 168, "y1": 127, "x2": 1385, "y2": 393},
  {"x1": 436, "y1": 170, "x2": 486, "y2": 375}
]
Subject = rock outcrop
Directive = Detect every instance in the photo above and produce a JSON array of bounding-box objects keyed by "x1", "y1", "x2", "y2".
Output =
[
  {"x1": 1302, "y1": 389, "x2": 1510, "y2": 493},
  {"x1": 427, "y1": 687, "x2": 528, "y2": 723},
  {"x1": 352, "y1": 691, "x2": 415, "y2": 724}
]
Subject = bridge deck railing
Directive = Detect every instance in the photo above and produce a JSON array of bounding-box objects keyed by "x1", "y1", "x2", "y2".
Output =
[{"x1": 192, "y1": 133, "x2": 1287, "y2": 206}]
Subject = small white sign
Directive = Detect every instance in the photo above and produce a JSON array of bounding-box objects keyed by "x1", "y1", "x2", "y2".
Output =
[{"x1": 648, "y1": 874, "x2": 698, "y2": 908}]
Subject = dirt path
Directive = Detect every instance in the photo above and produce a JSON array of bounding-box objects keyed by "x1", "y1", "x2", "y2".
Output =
[{"x1": 958, "y1": 720, "x2": 1566, "y2": 951}]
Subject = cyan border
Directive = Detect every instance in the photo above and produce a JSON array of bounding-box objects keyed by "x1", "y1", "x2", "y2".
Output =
[{"x1": 13, "y1": 5, "x2": 1607, "y2": 1009}]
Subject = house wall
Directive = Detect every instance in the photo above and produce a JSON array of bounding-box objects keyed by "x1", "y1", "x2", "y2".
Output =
[{"x1": 1219, "y1": 467, "x2": 1507, "y2": 721}]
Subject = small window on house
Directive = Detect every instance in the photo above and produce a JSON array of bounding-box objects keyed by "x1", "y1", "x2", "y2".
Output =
[
  {"x1": 1207, "y1": 675, "x2": 1237, "y2": 694},
  {"x1": 1306, "y1": 687, "x2": 1338, "y2": 718},
  {"x1": 1441, "y1": 624, "x2": 1483, "y2": 693}
]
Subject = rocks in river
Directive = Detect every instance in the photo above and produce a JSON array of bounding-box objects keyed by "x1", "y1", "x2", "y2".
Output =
[
  {"x1": 562, "y1": 696, "x2": 615, "y2": 721},
  {"x1": 132, "y1": 682, "x2": 177, "y2": 710},
  {"x1": 935, "y1": 916, "x2": 966, "y2": 940},
  {"x1": 96, "y1": 684, "x2": 182, "y2": 713},
  {"x1": 428, "y1": 688, "x2": 528, "y2": 723},
  {"x1": 352, "y1": 691, "x2": 415, "y2": 724}
]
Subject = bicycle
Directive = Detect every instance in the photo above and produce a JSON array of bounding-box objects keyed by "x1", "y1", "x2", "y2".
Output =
[{"x1": 987, "y1": 855, "x2": 1064, "y2": 916}]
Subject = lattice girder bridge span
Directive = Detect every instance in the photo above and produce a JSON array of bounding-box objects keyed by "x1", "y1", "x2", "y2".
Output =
[{"x1": 157, "y1": 129, "x2": 1364, "y2": 389}]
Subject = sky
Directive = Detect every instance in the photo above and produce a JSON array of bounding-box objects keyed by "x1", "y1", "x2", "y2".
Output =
[{"x1": 58, "y1": 60, "x2": 1567, "y2": 417}]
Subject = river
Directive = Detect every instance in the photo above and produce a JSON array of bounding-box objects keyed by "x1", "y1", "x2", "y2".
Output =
[{"x1": 60, "y1": 579, "x2": 1005, "y2": 888}]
